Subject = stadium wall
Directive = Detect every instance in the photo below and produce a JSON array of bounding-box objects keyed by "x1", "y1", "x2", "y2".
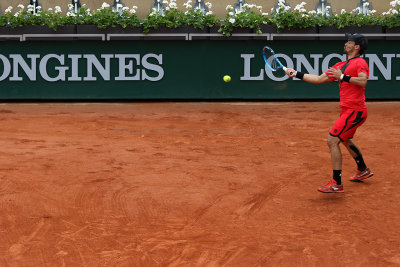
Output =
[{"x1": 0, "y1": 39, "x2": 399, "y2": 100}]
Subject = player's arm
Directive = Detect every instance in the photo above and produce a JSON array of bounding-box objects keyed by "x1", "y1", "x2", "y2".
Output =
[
  {"x1": 325, "y1": 67, "x2": 368, "y2": 87},
  {"x1": 284, "y1": 68, "x2": 332, "y2": 84}
]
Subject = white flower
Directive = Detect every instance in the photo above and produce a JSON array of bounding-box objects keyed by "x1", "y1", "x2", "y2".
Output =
[
  {"x1": 229, "y1": 11, "x2": 234, "y2": 16},
  {"x1": 249, "y1": 4, "x2": 256, "y2": 9},
  {"x1": 14, "y1": 11, "x2": 20, "y2": 17},
  {"x1": 226, "y1": 5, "x2": 233, "y2": 11},
  {"x1": 183, "y1": 3, "x2": 192, "y2": 9},
  {"x1": 169, "y1": 2, "x2": 177, "y2": 9},
  {"x1": 363, "y1": 2, "x2": 370, "y2": 8},
  {"x1": 55, "y1": 6, "x2": 62, "y2": 13},
  {"x1": 17, "y1": 4, "x2": 24, "y2": 9},
  {"x1": 68, "y1": 3, "x2": 73, "y2": 9},
  {"x1": 116, "y1": 3, "x2": 124, "y2": 9},
  {"x1": 206, "y1": 11, "x2": 213, "y2": 15},
  {"x1": 390, "y1": 1, "x2": 397, "y2": 7},
  {"x1": 101, "y1": 2, "x2": 110, "y2": 9},
  {"x1": 262, "y1": 12, "x2": 268, "y2": 16},
  {"x1": 5, "y1": 6, "x2": 12, "y2": 13},
  {"x1": 391, "y1": 9, "x2": 399, "y2": 14},
  {"x1": 205, "y1": 2, "x2": 212, "y2": 9},
  {"x1": 163, "y1": 0, "x2": 168, "y2": 4},
  {"x1": 130, "y1": 8, "x2": 137, "y2": 14},
  {"x1": 122, "y1": 6, "x2": 129, "y2": 11},
  {"x1": 66, "y1": 11, "x2": 76, "y2": 17},
  {"x1": 48, "y1": 8, "x2": 53, "y2": 12},
  {"x1": 309, "y1": 10, "x2": 316, "y2": 15},
  {"x1": 341, "y1": 9, "x2": 346, "y2": 14},
  {"x1": 166, "y1": 6, "x2": 170, "y2": 11},
  {"x1": 257, "y1": 6, "x2": 263, "y2": 10},
  {"x1": 229, "y1": 18, "x2": 235, "y2": 23}
]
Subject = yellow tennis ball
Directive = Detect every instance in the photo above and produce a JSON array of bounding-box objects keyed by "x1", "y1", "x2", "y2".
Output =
[{"x1": 223, "y1": 75, "x2": 231, "y2": 82}]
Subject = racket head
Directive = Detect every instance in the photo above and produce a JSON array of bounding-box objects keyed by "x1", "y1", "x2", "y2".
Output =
[{"x1": 263, "y1": 46, "x2": 285, "y2": 72}]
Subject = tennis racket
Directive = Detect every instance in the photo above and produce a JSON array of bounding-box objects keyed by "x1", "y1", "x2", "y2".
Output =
[{"x1": 262, "y1": 46, "x2": 293, "y2": 75}]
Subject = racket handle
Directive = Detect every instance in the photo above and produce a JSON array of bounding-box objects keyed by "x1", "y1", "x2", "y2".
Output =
[{"x1": 282, "y1": 66, "x2": 294, "y2": 75}]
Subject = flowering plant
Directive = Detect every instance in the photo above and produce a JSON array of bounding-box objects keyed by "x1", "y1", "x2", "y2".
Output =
[
  {"x1": 142, "y1": 0, "x2": 185, "y2": 33},
  {"x1": 88, "y1": 3, "x2": 140, "y2": 29},
  {"x1": 4, "y1": 4, "x2": 48, "y2": 28},
  {"x1": 182, "y1": 1, "x2": 218, "y2": 30},
  {"x1": 317, "y1": 5, "x2": 380, "y2": 28},
  {"x1": 142, "y1": 0, "x2": 218, "y2": 33},
  {"x1": 381, "y1": 0, "x2": 400, "y2": 28},
  {"x1": 1, "y1": 3, "x2": 140, "y2": 30},
  {"x1": 219, "y1": 3, "x2": 268, "y2": 36},
  {"x1": 271, "y1": 1, "x2": 319, "y2": 30}
]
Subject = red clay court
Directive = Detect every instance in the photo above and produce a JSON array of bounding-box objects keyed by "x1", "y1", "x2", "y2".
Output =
[{"x1": 0, "y1": 102, "x2": 399, "y2": 266}]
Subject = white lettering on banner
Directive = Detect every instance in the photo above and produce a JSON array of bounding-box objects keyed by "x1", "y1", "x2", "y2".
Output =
[
  {"x1": 241, "y1": 53, "x2": 399, "y2": 82},
  {"x1": 0, "y1": 55, "x2": 11, "y2": 81},
  {"x1": 68, "y1": 55, "x2": 82, "y2": 81},
  {"x1": 39, "y1": 54, "x2": 68, "y2": 82},
  {"x1": 9, "y1": 54, "x2": 40, "y2": 81},
  {"x1": 141, "y1": 54, "x2": 164, "y2": 81},
  {"x1": 84, "y1": 54, "x2": 114, "y2": 81},
  {"x1": 115, "y1": 54, "x2": 141, "y2": 81},
  {"x1": 366, "y1": 54, "x2": 395, "y2": 80},
  {"x1": 293, "y1": 54, "x2": 323, "y2": 80},
  {"x1": 240, "y1": 54, "x2": 264, "y2": 80},
  {"x1": 0, "y1": 53, "x2": 164, "y2": 82},
  {"x1": 397, "y1": 54, "x2": 400, "y2": 81}
]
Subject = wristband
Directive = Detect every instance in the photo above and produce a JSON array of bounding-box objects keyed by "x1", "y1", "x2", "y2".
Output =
[
  {"x1": 342, "y1": 75, "x2": 351, "y2": 83},
  {"x1": 295, "y1": 71, "x2": 304, "y2": 80},
  {"x1": 340, "y1": 74, "x2": 344, "y2": 80}
]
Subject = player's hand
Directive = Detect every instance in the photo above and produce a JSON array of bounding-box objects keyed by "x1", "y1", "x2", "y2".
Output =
[
  {"x1": 327, "y1": 67, "x2": 342, "y2": 80},
  {"x1": 285, "y1": 68, "x2": 296, "y2": 78}
]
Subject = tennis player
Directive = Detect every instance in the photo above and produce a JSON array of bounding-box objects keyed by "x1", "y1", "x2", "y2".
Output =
[{"x1": 285, "y1": 33, "x2": 374, "y2": 193}]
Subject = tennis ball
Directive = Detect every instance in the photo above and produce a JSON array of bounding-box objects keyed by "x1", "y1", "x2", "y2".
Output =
[{"x1": 223, "y1": 75, "x2": 231, "y2": 82}]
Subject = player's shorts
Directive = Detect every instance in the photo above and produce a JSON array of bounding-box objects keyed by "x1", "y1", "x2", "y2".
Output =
[{"x1": 329, "y1": 107, "x2": 367, "y2": 141}]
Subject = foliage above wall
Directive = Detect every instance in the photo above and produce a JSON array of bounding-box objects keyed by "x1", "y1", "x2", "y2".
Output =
[{"x1": 0, "y1": 0, "x2": 399, "y2": 36}]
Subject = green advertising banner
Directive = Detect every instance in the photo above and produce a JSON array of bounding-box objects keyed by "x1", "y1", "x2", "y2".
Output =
[{"x1": 0, "y1": 40, "x2": 399, "y2": 100}]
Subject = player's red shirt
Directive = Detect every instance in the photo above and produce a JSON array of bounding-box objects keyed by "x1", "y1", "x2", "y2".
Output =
[{"x1": 325, "y1": 57, "x2": 369, "y2": 110}]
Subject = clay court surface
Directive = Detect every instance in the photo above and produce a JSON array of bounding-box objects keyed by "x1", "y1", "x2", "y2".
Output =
[{"x1": 0, "y1": 101, "x2": 399, "y2": 266}]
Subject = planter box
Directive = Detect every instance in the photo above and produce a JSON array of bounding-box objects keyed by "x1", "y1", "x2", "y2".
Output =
[
  {"x1": 143, "y1": 26, "x2": 190, "y2": 40},
  {"x1": 76, "y1": 24, "x2": 142, "y2": 40},
  {"x1": 6, "y1": 25, "x2": 76, "y2": 41},
  {"x1": 385, "y1": 26, "x2": 400, "y2": 40},
  {"x1": 319, "y1": 25, "x2": 384, "y2": 40},
  {"x1": 186, "y1": 25, "x2": 210, "y2": 40},
  {"x1": 253, "y1": 24, "x2": 277, "y2": 40},
  {"x1": 273, "y1": 27, "x2": 318, "y2": 40},
  {"x1": 209, "y1": 25, "x2": 254, "y2": 40},
  {"x1": 0, "y1": 26, "x2": 10, "y2": 35}
]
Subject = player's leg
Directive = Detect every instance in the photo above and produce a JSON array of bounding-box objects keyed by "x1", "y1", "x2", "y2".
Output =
[
  {"x1": 343, "y1": 139, "x2": 374, "y2": 181},
  {"x1": 318, "y1": 134, "x2": 344, "y2": 193}
]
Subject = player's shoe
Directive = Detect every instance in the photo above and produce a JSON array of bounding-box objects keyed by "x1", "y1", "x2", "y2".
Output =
[
  {"x1": 349, "y1": 168, "x2": 374, "y2": 182},
  {"x1": 318, "y1": 179, "x2": 344, "y2": 193}
]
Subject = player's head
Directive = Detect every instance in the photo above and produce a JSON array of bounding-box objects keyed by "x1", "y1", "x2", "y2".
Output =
[{"x1": 344, "y1": 33, "x2": 368, "y2": 56}]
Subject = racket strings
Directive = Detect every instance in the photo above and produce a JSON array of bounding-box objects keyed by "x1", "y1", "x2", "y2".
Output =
[{"x1": 263, "y1": 47, "x2": 280, "y2": 71}]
